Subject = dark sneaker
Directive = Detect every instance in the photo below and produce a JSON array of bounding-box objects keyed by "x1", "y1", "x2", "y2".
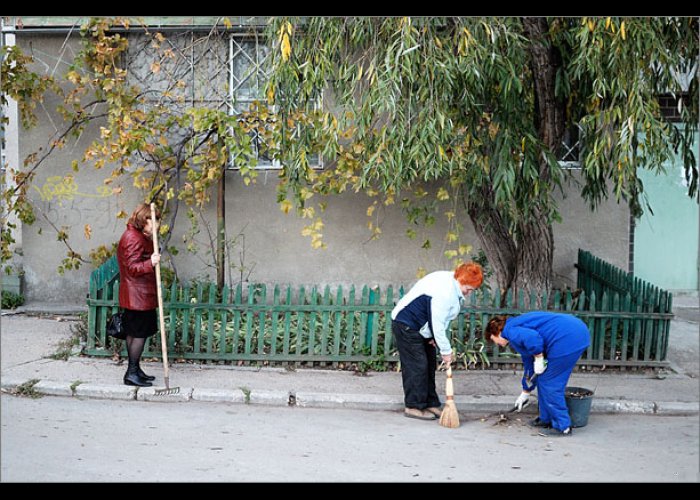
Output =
[
  {"x1": 538, "y1": 427, "x2": 572, "y2": 437},
  {"x1": 528, "y1": 417, "x2": 552, "y2": 428}
]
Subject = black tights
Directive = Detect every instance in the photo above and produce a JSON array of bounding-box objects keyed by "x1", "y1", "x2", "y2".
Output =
[{"x1": 126, "y1": 336, "x2": 146, "y2": 366}]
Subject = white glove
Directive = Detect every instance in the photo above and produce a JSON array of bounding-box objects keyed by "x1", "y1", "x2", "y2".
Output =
[
  {"x1": 534, "y1": 356, "x2": 548, "y2": 375},
  {"x1": 514, "y1": 391, "x2": 530, "y2": 412}
]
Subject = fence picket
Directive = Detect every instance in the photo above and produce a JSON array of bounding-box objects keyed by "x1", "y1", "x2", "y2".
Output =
[
  {"x1": 257, "y1": 285, "x2": 267, "y2": 356},
  {"x1": 332, "y1": 285, "x2": 344, "y2": 366}
]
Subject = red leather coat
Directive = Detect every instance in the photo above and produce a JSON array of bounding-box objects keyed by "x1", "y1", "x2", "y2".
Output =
[{"x1": 117, "y1": 224, "x2": 157, "y2": 311}]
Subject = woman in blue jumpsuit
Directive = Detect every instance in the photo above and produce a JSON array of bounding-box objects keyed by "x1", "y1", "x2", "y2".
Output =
[{"x1": 485, "y1": 312, "x2": 590, "y2": 436}]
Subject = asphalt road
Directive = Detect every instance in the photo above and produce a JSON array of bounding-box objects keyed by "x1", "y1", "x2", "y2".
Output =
[{"x1": 1, "y1": 394, "x2": 697, "y2": 482}]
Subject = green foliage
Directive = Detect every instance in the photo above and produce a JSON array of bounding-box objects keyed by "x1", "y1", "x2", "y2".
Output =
[
  {"x1": 13, "y1": 379, "x2": 42, "y2": 398},
  {"x1": 265, "y1": 16, "x2": 698, "y2": 292},
  {"x1": 1, "y1": 290, "x2": 25, "y2": 309},
  {"x1": 1, "y1": 17, "x2": 264, "y2": 281}
]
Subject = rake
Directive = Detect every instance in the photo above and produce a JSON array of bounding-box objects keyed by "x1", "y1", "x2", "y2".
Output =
[{"x1": 151, "y1": 203, "x2": 180, "y2": 396}]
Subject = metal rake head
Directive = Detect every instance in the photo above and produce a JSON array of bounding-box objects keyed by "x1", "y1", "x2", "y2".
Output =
[{"x1": 153, "y1": 379, "x2": 180, "y2": 396}]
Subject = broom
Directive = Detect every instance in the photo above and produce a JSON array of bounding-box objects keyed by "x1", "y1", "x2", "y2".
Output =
[{"x1": 439, "y1": 364, "x2": 460, "y2": 428}]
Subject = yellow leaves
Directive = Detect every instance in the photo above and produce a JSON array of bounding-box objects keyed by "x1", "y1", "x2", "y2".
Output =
[
  {"x1": 279, "y1": 21, "x2": 293, "y2": 62},
  {"x1": 84, "y1": 224, "x2": 92, "y2": 240},
  {"x1": 458, "y1": 244, "x2": 472, "y2": 256},
  {"x1": 488, "y1": 122, "x2": 499, "y2": 140},
  {"x1": 605, "y1": 17, "x2": 611, "y2": 30},
  {"x1": 458, "y1": 27, "x2": 473, "y2": 56},
  {"x1": 301, "y1": 217, "x2": 326, "y2": 250},
  {"x1": 299, "y1": 187, "x2": 314, "y2": 201},
  {"x1": 444, "y1": 250, "x2": 458, "y2": 259},
  {"x1": 151, "y1": 61, "x2": 161, "y2": 74},
  {"x1": 66, "y1": 70, "x2": 81, "y2": 85},
  {"x1": 620, "y1": 21, "x2": 626, "y2": 40},
  {"x1": 446, "y1": 231, "x2": 458, "y2": 243},
  {"x1": 587, "y1": 18, "x2": 595, "y2": 32},
  {"x1": 366, "y1": 203, "x2": 376, "y2": 217},
  {"x1": 436, "y1": 188, "x2": 450, "y2": 201},
  {"x1": 521, "y1": 136, "x2": 526, "y2": 153},
  {"x1": 414, "y1": 187, "x2": 428, "y2": 198},
  {"x1": 222, "y1": 17, "x2": 232, "y2": 29},
  {"x1": 116, "y1": 210, "x2": 128, "y2": 219},
  {"x1": 280, "y1": 200, "x2": 293, "y2": 214},
  {"x1": 416, "y1": 267, "x2": 427, "y2": 279}
]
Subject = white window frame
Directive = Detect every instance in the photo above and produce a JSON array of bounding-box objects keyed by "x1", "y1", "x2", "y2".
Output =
[{"x1": 227, "y1": 34, "x2": 323, "y2": 171}]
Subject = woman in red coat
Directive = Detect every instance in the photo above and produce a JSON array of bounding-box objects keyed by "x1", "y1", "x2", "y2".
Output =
[{"x1": 117, "y1": 203, "x2": 161, "y2": 387}]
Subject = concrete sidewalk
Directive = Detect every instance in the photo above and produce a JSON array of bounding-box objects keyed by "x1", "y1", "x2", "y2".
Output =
[{"x1": 1, "y1": 295, "x2": 698, "y2": 416}]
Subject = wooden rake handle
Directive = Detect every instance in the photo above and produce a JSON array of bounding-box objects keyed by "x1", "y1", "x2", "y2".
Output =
[{"x1": 150, "y1": 203, "x2": 169, "y2": 382}]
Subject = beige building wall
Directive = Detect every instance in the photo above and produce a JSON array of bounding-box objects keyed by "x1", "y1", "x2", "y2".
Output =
[{"x1": 9, "y1": 33, "x2": 630, "y2": 304}]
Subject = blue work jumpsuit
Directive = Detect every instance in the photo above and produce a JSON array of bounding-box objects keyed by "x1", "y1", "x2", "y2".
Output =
[{"x1": 501, "y1": 312, "x2": 591, "y2": 431}]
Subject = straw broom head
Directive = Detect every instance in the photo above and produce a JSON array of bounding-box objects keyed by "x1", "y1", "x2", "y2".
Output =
[{"x1": 439, "y1": 365, "x2": 460, "y2": 428}]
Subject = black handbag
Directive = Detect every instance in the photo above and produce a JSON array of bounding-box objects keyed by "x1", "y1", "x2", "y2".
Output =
[{"x1": 106, "y1": 311, "x2": 126, "y2": 340}]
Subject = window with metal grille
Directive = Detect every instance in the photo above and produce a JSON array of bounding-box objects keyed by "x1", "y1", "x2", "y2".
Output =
[
  {"x1": 558, "y1": 123, "x2": 582, "y2": 169},
  {"x1": 126, "y1": 31, "x2": 321, "y2": 170}
]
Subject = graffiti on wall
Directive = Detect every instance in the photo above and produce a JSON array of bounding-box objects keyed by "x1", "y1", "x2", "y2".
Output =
[
  {"x1": 33, "y1": 176, "x2": 122, "y2": 235},
  {"x1": 33, "y1": 176, "x2": 112, "y2": 204}
]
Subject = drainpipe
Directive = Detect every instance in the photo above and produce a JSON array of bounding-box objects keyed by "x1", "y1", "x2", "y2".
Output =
[{"x1": 1, "y1": 18, "x2": 24, "y2": 295}]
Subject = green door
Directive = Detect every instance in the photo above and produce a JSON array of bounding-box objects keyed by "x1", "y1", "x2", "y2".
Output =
[{"x1": 634, "y1": 134, "x2": 699, "y2": 293}]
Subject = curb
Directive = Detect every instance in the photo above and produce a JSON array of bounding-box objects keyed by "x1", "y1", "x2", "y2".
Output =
[{"x1": 1, "y1": 377, "x2": 697, "y2": 415}]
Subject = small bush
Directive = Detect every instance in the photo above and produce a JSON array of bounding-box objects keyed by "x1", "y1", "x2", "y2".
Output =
[{"x1": 1, "y1": 290, "x2": 25, "y2": 309}]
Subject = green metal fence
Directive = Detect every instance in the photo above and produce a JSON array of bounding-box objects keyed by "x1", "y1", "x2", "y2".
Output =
[{"x1": 86, "y1": 250, "x2": 673, "y2": 368}]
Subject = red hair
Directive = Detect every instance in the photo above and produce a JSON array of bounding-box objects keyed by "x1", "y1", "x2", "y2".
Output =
[
  {"x1": 454, "y1": 262, "x2": 483, "y2": 288},
  {"x1": 484, "y1": 315, "x2": 507, "y2": 343},
  {"x1": 127, "y1": 203, "x2": 160, "y2": 231}
]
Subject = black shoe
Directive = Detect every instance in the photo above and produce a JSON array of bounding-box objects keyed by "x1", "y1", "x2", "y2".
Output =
[
  {"x1": 538, "y1": 427, "x2": 572, "y2": 437},
  {"x1": 123, "y1": 373, "x2": 153, "y2": 387},
  {"x1": 137, "y1": 367, "x2": 156, "y2": 381},
  {"x1": 124, "y1": 361, "x2": 153, "y2": 387},
  {"x1": 528, "y1": 417, "x2": 552, "y2": 428}
]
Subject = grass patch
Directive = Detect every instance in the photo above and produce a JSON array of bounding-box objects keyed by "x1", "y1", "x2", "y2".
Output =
[
  {"x1": 50, "y1": 314, "x2": 88, "y2": 360},
  {"x1": 14, "y1": 379, "x2": 42, "y2": 398},
  {"x1": 70, "y1": 380, "x2": 85, "y2": 395}
]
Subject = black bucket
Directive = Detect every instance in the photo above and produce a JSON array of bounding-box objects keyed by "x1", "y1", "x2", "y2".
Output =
[{"x1": 565, "y1": 386, "x2": 594, "y2": 428}]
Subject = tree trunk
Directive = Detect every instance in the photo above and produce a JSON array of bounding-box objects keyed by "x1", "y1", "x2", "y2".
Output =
[
  {"x1": 516, "y1": 18, "x2": 566, "y2": 304},
  {"x1": 467, "y1": 19, "x2": 566, "y2": 305},
  {"x1": 514, "y1": 210, "x2": 554, "y2": 306},
  {"x1": 466, "y1": 189, "x2": 517, "y2": 301}
]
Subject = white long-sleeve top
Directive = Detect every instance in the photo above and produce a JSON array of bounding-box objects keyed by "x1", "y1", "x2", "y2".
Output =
[{"x1": 391, "y1": 271, "x2": 464, "y2": 355}]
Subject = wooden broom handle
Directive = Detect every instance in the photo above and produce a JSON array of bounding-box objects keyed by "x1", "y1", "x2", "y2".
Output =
[
  {"x1": 445, "y1": 364, "x2": 454, "y2": 399},
  {"x1": 151, "y1": 203, "x2": 169, "y2": 379}
]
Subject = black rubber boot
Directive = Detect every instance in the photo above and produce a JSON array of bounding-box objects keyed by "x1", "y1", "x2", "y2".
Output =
[
  {"x1": 124, "y1": 360, "x2": 153, "y2": 387},
  {"x1": 136, "y1": 363, "x2": 156, "y2": 381}
]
